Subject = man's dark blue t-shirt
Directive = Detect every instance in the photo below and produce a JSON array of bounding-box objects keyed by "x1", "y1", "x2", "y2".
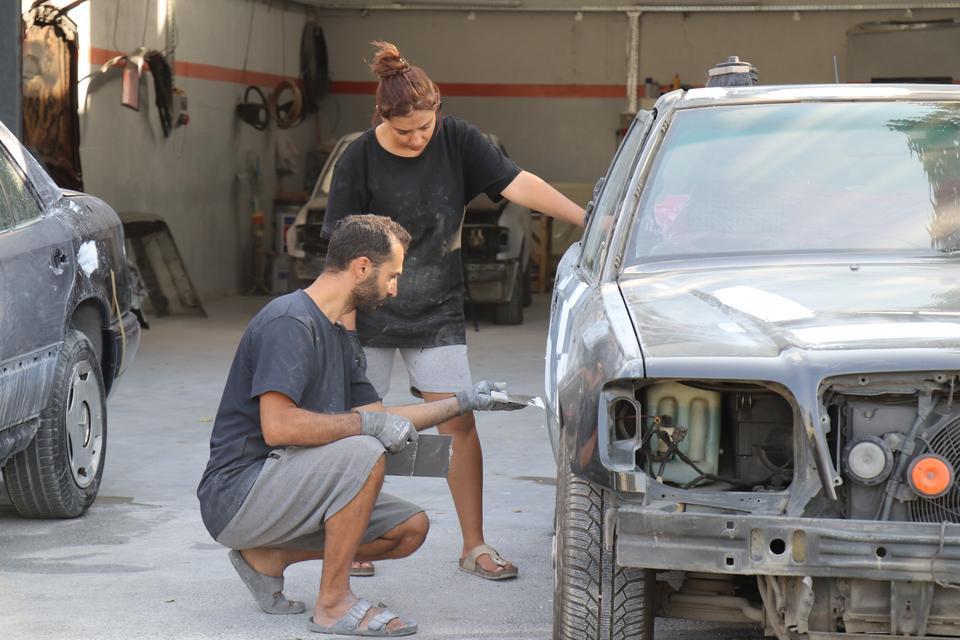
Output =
[{"x1": 197, "y1": 290, "x2": 380, "y2": 539}]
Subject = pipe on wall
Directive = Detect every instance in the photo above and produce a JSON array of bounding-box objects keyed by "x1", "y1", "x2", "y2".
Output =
[
  {"x1": 292, "y1": 1, "x2": 960, "y2": 12},
  {"x1": 625, "y1": 10, "x2": 640, "y2": 115}
]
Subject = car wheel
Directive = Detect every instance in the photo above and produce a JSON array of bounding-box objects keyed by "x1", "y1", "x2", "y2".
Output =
[
  {"x1": 553, "y1": 449, "x2": 655, "y2": 640},
  {"x1": 2, "y1": 330, "x2": 107, "y2": 518},
  {"x1": 493, "y1": 266, "x2": 524, "y2": 325}
]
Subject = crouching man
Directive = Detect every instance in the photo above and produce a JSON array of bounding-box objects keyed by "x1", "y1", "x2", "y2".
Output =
[{"x1": 197, "y1": 214, "x2": 524, "y2": 637}]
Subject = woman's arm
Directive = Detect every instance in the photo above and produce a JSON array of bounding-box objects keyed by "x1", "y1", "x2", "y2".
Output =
[{"x1": 501, "y1": 170, "x2": 586, "y2": 227}]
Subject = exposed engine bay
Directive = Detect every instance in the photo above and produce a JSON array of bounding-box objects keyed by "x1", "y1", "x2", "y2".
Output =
[
  {"x1": 603, "y1": 372, "x2": 960, "y2": 637},
  {"x1": 607, "y1": 373, "x2": 960, "y2": 521}
]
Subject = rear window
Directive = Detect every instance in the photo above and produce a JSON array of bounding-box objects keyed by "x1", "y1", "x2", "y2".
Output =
[{"x1": 626, "y1": 101, "x2": 960, "y2": 264}]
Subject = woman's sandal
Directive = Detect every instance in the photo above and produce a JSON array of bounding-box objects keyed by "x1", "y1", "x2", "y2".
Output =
[
  {"x1": 307, "y1": 598, "x2": 417, "y2": 637},
  {"x1": 458, "y1": 544, "x2": 519, "y2": 580}
]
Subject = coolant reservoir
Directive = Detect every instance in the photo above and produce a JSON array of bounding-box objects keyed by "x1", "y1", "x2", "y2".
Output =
[{"x1": 645, "y1": 382, "x2": 721, "y2": 485}]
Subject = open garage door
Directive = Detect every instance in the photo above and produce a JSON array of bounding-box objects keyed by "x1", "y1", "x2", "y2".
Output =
[{"x1": 847, "y1": 19, "x2": 960, "y2": 84}]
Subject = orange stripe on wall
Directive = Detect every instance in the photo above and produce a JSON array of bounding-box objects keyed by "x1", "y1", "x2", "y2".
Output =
[
  {"x1": 89, "y1": 47, "x2": 636, "y2": 98},
  {"x1": 331, "y1": 80, "x2": 630, "y2": 98}
]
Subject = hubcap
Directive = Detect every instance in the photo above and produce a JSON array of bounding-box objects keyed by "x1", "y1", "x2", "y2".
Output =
[{"x1": 65, "y1": 362, "x2": 103, "y2": 489}]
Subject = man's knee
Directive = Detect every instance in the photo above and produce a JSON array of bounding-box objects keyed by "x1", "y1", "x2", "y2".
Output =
[
  {"x1": 397, "y1": 512, "x2": 429, "y2": 556},
  {"x1": 367, "y1": 453, "x2": 386, "y2": 484}
]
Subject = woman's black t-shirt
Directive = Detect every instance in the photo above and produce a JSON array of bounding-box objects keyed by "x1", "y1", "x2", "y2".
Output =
[{"x1": 322, "y1": 116, "x2": 520, "y2": 348}]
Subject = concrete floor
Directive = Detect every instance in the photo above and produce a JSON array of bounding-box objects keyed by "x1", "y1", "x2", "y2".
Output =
[{"x1": 0, "y1": 294, "x2": 760, "y2": 640}]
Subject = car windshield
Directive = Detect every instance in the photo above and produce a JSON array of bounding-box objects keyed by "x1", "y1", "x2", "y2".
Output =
[{"x1": 626, "y1": 101, "x2": 960, "y2": 265}]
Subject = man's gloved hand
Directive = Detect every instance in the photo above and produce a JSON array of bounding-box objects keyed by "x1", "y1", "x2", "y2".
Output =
[
  {"x1": 359, "y1": 412, "x2": 418, "y2": 453},
  {"x1": 456, "y1": 381, "x2": 527, "y2": 414}
]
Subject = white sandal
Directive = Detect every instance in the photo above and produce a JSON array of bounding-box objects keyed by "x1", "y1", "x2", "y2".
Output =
[{"x1": 458, "y1": 544, "x2": 518, "y2": 580}]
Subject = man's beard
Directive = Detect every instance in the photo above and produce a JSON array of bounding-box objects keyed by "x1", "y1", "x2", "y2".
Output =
[{"x1": 351, "y1": 271, "x2": 386, "y2": 314}]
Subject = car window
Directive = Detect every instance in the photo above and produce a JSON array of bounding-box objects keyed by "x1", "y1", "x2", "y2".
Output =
[
  {"x1": 580, "y1": 116, "x2": 649, "y2": 276},
  {"x1": 628, "y1": 101, "x2": 960, "y2": 264},
  {"x1": 0, "y1": 148, "x2": 43, "y2": 229}
]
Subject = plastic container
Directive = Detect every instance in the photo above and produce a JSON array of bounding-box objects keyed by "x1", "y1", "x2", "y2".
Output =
[{"x1": 645, "y1": 382, "x2": 721, "y2": 485}]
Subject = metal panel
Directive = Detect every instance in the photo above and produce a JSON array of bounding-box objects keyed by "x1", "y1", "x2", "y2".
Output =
[{"x1": 617, "y1": 509, "x2": 960, "y2": 582}]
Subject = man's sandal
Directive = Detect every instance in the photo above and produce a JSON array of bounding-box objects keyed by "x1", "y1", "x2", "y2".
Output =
[
  {"x1": 227, "y1": 549, "x2": 305, "y2": 614},
  {"x1": 458, "y1": 544, "x2": 519, "y2": 580},
  {"x1": 351, "y1": 560, "x2": 376, "y2": 577},
  {"x1": 307, "y1": 598, "x2": 417, "y2": 637}
]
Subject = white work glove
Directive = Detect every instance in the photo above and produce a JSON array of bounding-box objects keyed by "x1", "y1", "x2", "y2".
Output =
[
  {"x1": 456, "y1": 381, "x2": 526, "y2": 414},
  {"x1": 359, "y1": 412, "x2": 418, "y2": 453}
]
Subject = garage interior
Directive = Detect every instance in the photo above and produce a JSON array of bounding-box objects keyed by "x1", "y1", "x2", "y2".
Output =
[{"x1": 3, "y1": 1, "x2": 960, "y2": 639}]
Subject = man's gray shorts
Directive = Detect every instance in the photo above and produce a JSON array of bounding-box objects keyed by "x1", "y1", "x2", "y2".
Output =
[
  {"x1": 364, "y1": 344, "x2": 472, "y2": 398},
  {"x1": 215, "y1": 436, "x2": 423, "y2": 551}
]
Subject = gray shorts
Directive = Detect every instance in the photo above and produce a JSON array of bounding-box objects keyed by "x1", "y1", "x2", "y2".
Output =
[
  {"x1": 364, "y1": 345, "x2": 473, "y2": 398},
  {"x1": 215, "y1": 436, "x2": 423, "y2": 551}
]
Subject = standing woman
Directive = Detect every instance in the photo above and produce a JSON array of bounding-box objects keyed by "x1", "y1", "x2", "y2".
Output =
[{"x1": 322, "y1": 41, "x2": 585, "y2": 580}]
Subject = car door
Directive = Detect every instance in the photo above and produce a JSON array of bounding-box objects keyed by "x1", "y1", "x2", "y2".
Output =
[
  {"x1": 545, "y1": 111, "x2": 652, "y2": 460},
  {"x1": 0, "y1": 143, "x2": 73, "y2": 431}
]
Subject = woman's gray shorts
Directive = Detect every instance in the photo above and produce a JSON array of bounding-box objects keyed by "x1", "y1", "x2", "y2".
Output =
[
  {"x1": 363, "y1": 344, "x2": 472, "y2": 398},
  {"x1": 215, "y1": 436, "x2": 423, "y2": 551}
]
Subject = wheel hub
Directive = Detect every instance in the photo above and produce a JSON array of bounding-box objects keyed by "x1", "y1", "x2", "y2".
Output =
[{"x1": 65, "y1": 362, "x2": 103, "y2": 489}]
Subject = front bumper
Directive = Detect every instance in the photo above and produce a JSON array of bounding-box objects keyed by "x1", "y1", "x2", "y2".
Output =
[
  {"x1": 464, "y1": 260, "x2": 508, "y2": 283},
  {"x1": 464, "y1": 260, "x2": 519, "y2": 303},
  {"x1": 617, "y1": 508, "x2": 960, "y2": 582}
]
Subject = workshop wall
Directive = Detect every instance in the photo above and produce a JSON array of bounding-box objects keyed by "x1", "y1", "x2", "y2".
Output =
[
  {"x1": 312, "y1": 3, "x2": 960, "y2": 187},
  {"x1": 75, "y1": 0, "x2": 314, "y2": 300}
]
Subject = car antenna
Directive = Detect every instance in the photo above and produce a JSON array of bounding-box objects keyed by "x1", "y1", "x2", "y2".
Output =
[{"x1": 833, "y1": 55, "x2": 840, "y2": 83}]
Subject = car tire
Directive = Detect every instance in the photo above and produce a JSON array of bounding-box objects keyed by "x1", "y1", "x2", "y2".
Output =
[
  {"x1": 493, "y1": 266, "x2": 524, "y2": 325},
  {"x1": 553, "y1": 449, "x2": 655, "y2": 640},
  {"x1": 2, "y1": 330, "x2": 107, "y2": 518}
]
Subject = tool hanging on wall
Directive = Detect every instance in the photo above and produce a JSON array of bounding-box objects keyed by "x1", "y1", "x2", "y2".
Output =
[
  {"x1": 145, "y1": 51, "x2": 173, "y2": 137},
  {"x1": 240, "y1": 154, "x2": 271, "y2": 295},
  {"x1": 237, "y1": 85, "x2": 269, "y2": 130},
  {"x1": 269, "y1": 80, "x2": 303, "y2": 130},
  {"x1": 84, "y1": 48, "x2": 176, "y2": 137},
  {"x1": 299, "y1": 21, "x2": 330, "y2": 114},
  {"x1": 173, "y1": 88, "x2": 189, "y2": 128}
]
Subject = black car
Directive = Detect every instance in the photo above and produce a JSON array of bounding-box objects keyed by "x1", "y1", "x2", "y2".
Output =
[
  {"x1": 548, "y1": 85, "x2": 960, "y2": 639},
  {"x1": 0, "y1": 120, "x2": 141, "y2": 518}
]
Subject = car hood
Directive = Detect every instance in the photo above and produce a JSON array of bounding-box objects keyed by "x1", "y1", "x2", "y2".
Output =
[{"x1": 618, "y1": 258, "x2": 960, "y2": 360}]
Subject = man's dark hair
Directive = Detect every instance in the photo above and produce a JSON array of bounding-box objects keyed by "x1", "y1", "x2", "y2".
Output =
[{"x1": 324, "y1": 214, "x2": 411, "y2": 272}]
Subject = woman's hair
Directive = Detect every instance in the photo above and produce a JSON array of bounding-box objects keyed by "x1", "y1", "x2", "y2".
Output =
[{"x1": 369, "y1": 41, "x2": 440, "y2": 123}]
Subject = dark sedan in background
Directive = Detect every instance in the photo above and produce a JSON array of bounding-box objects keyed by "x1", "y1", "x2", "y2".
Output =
[
  {"x1": 548, "y1": 85, "x2": 960, "y2": 639},
  {"x1": 0, "y1": 120, "x2": 140, "y2": 518}
]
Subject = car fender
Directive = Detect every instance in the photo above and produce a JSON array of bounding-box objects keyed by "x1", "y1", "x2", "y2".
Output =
[{"x1": 57, "y1": 194, "x2": 138, "y2": 393}]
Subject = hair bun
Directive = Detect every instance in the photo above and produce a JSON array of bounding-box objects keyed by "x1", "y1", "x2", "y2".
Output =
[{"x1": 370, "y1": 41, "x2": 410, "y2": 78}]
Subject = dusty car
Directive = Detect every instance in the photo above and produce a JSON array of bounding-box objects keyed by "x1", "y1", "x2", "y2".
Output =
[
  {"x1": 286, "y1": 131, "x2": 531, "y2": 324},
  {"x1": 0, "y1": 120, "x2": 141, "y2": 518},
  {"x1": 547, "y1": 85, "x2": 960, "y2": 639}
]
